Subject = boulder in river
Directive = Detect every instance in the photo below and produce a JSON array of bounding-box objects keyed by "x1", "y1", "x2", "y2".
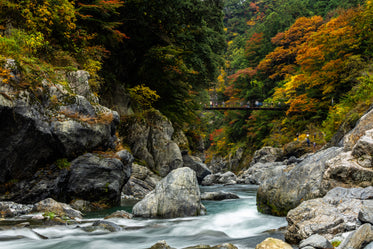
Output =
[
  {"x1": 338, "y1": 223, "x2": 373, "y2": 249},
  {"x1": 132, "y1": 167, "x2": 205, "y2": 218},
  {"x1": 257, "y1": 147, "x2": 342, "y2": 216},
  {"x1": 201, "y1": 191, "x2": 239, "y2": 201},
  {"x1": 285, "y1": 186, "x2": 373, "y2": 244},
  {"x1": 66, "y1": 151, "x2": 132, "y2": 207},
  {"x1": 255, "y1": 238, "x2": 292, "y2": 249},
  {"x1": 182, "y1": 154, "x2": 211, "y2": 184}
]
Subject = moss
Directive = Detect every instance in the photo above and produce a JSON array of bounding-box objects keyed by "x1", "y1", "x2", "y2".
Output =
[
  {"x1": 331, "y1": 240, "x2": 341, "y2": 247},
  {"x1": 55, "y1": 158, "x2": 71, "y2": 170}
]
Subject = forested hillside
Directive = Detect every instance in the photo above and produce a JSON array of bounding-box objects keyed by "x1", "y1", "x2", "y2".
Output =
[
  {"x1": 1, "y1": 0, "x2": 373, "y2": 168},
  {"x1": 0, "y1": 0, "x2": 225, "y2": 126},
  {"x1": 205, "y1": 0, "x2": 373, "y2": 164}
]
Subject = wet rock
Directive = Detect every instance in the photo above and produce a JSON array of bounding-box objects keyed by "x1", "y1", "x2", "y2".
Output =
[
  {"x1": 70, "y1": 199, "x2": 92, "y2": 212},
  {"x1": 257, "y1": 147, "x2": 342, "y2": 216},
  {"x1": 182, "y1": 154, "x2": 211, "y2": 184},
  {"x1": 255, "y1": 238, "x2": 292, "y2": 249},
  {"x1": 299, "y1": 234, "x2": 333, "y2": 249},
  {"x1": 184, "y1": 243, "x2": 238, "y2": 249},
  {"x1": 104, "y1": 210, "x2": 133, "y2": 219},
  {"x1": 132, "y1": 167, "x2": 205, "y2": 218},
  {"x1": 285, "y1": 187, "x2": 373, "y2": 244},
  {"x1": 338, "y1": 223, "x2": 373, "y2": 249},
  {"x1": 67, "y1": 152, "x2": 132, "y2": 207},
  {"x1": 149, "y1": 240, "x2": 174, "y2": 249},
  {"x1": 33, "y1": 198, "x2": 82, "y2": 219},
  {"x1": 92, "y1": 220, "x2": 122, "y2": 232},
  {"x1": 201, "y1": 191, "x2": 239, "y2": 201},
  {"x1": 250, "y1": 147, "x2": 283, "y2": 166}
]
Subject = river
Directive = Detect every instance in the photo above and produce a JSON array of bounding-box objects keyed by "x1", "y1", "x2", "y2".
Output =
[{"x1": 0, "y1": 184, "x2": 287, "y2": 249}]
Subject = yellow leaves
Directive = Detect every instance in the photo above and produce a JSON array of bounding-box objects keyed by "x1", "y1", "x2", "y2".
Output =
[{"x1": 128, "y1": 84, "x2": 160, "y2": 110}]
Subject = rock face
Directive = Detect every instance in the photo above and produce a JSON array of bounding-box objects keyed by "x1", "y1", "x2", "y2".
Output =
[
  {"x1": 0, "y1": 66, "x2": 119, "y2": 185},
  {"x1": 322, "y1": 129, "x2": 373, "y2": 191},
  {"x1": 121, "y1": 110, "x2": 183, "y2": 177},
  {"x1": 122, "y1": 163, "x2": 161, "y2": 200},
  {"x1": 343, "y1": 108, "x2": 373, "y2": 151},
  {"x1": 67, "y1": 152, "x2": 132, "y2": 207},
  {"x1": 182, "y1": 154, "x2": 211, "y2": 184},
  {"x1": 207, "y1": 148, "x2": 244, "y2": 173},
  {"x1": 285, "y1": 186, "x2": 373, "y2": 244},
  {"x1": 132, "y1": 167, "x2": 205, "y2": 218},
  {"x1": 257, "y1": 147, "x2": 342, "y2": 216}
]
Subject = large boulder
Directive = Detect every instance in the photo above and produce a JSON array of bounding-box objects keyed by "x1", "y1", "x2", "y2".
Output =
[
  {"x1": 238, "y1": 162, "x2": 287, "y2": 185},
  {"x1": 250, "y1": 146, "x2": 283, "y2": 166},
  {"x1": 257, "y1": 147, "x2": 342, "y2": 216},
  {"x1": 132, "y1": 167, "x2": 205, "y2": 218},
  {"x1": 121, "y1": 110, "x2": 183, "y2": 177},
  {"x1": 285, "y1": 186, "x2": 373, "y2": 244},
  {"x1": 66, "y1": 151, "x2": 132, "y2": 206},
  {"x1": 255, "y1": 238, "x2": 292, "y2": 249},
  {"x1": 182, "y1": 154, "x2": 211, "y2": 184}
]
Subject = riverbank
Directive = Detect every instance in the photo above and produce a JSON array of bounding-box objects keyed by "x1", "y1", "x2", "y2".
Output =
[{"x1": 0, "y1": 184, "x2": 286, "y2": 249}]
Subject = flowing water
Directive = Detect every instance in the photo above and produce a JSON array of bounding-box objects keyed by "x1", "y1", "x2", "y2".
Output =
[{"x1": 0, "y1": 184, "x2": 287, "y2": 249}]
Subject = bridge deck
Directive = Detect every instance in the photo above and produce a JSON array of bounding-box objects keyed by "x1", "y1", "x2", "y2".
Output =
[{"x1": 203, "y1": 106, "x2": 287, "y2": 111}]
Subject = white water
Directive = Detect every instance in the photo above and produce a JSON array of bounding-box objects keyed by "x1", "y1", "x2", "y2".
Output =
[{"x1": 0, "y1": 185, "x2": 287, "y2": 249}]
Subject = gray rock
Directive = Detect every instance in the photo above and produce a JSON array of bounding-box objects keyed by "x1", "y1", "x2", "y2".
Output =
[
  {"x1": 285, "y1": 187, "x2": 373, "y2": 244},
  {"x1": 238, "y1": 162, "x2": 286, "y2": 185},
  {"x1": 132, "y1": 167, "x2": 205, "y2": 218},
  {"x1": 338, "y1": 223, "x2": 373, "y2": 249},
  {"x1": 201, "y1": 191, "x2": 239, "y2": 201},
  {"x1": 351, "y1": 129, "x2": 373, "y2": 165},
  {"x1": 359, "y1": 201, "x2": 373, "y2": 225},
  {"x1": 257, "y1": 147, "x2": 342, "y2": 216},
  {"x1": 0, "y1": 202, "x2": 34, "y2": 217},
  {"x1": 344, "y1": 108, "x2": 373, "y2": 151},
  {"x1": 201, "y1": 174, "x2": 219, "y2": 186},
  {"x1": 322, "y1": 151, "x2": 373, "y2": 191},
  {"x1": 250, "y1": 146, "x2": 283, "y2": 166},
  {"x1": 299, "y1": 234, "x2": 333, "y2": 249},
  {"x1": 182, "y1": 154, "x2": 211, "y2": 184},
  {"x1": 67, "y1": 153, "x2": 132, "y2": 206},
  {"x1": 33, "y1": 198, "x2": 82, "y2": 219},
  {"x1": 0, "y1": 68, "x2": 119, "y2": 185},
  {"x1": 149, "y1": 240, "x2": 174, "y2": 249},
  {"x1": 364, "y1": 241, "x2": 373, "y2": 249},
  {"x1": 104, "y1": 210, "x2": 133, "y2": 219},
  {"x1": 122, "y1": 110, "x2": 183, "y2": 177},
  {"x1": 92, "y1": 220, "x2": 122, "y2": 232},
  {"x1": 217, "y1": 171, "x2": 237, "y2": 185}
]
